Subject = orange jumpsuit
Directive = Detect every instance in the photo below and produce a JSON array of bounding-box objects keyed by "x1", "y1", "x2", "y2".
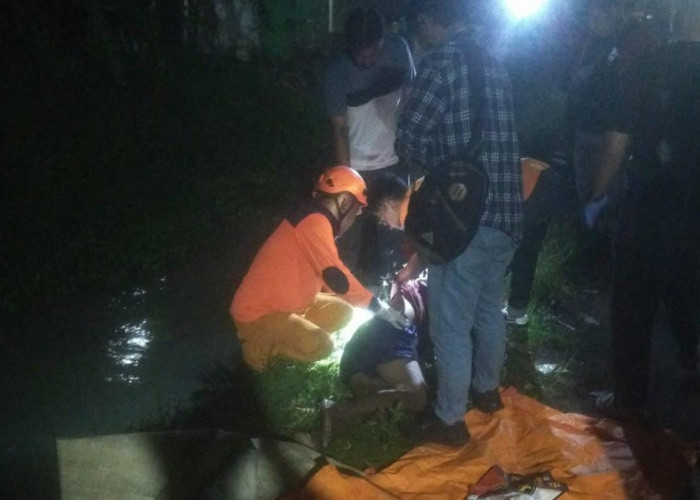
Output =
[{"x1": 232, "y1": 200, "x2": 376, "y2": 371}]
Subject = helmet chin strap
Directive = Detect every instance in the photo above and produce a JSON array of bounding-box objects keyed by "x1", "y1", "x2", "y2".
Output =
[{"x1": 333, "y1": 196, "x2": 353, "y2": 229}]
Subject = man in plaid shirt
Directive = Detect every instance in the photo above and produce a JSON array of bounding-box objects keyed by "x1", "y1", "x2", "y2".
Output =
[{"x1": 396, "y1": 0, "x2": 523, "y2": 446}]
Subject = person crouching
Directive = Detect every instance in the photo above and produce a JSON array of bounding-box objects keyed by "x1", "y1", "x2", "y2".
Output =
[{"x1": 231, "y1": 166, "x2": 409, "y2": 371}]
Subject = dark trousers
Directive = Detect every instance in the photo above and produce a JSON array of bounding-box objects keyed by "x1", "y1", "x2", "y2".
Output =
[
  {"x1": 508, "y1": 168, "x2": 556, "y2": 309},
  {"x1": 611, "y1": 201, "x2": 700, "y2": 408},
  {"x1": 509, "y1": 218, "x2": 550, "y2": 309}
]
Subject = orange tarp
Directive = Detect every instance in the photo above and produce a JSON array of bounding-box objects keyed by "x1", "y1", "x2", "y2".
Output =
[
  {"x1": 297, "y1": 388, "x2": 697, "y2": 499},
  {"x1": 521, "y1": 157, "x2": 550, "y2": 201}
]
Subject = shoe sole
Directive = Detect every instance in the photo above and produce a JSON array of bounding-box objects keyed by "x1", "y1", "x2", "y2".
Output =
[{"x1": 505, "y1": 319, "x2": 528, "y2": 326}]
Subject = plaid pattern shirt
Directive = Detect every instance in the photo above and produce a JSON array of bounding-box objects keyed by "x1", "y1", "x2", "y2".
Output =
[{"x1": 396, "y1": 29, "x2": 523, "y2": 240}]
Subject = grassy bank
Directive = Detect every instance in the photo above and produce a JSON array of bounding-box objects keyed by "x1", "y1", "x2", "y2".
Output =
[{"x1": 136, "y1": 219, "x2": 584, "y2": 470}]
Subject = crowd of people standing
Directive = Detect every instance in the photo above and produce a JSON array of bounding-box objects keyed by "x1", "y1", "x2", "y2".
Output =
[{"x1": 230, "y1": 0, "x2": 700, "y2": 448}]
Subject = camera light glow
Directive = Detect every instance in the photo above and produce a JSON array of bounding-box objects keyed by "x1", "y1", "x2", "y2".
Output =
[{"x1": 505, "y1": 0, "x2": 548, "y2": 20}]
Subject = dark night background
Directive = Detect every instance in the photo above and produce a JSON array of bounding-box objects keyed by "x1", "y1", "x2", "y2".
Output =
[{"x1": 0, "y1": 1, "x2": 688, "y2": 499}]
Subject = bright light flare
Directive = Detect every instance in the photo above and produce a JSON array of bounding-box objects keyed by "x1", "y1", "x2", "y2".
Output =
[
  {"x1": 504, "y1": 0, "x2": 548, "y2": 20},
  {"x1": 327, "y1": 307, "x2": 373, "y2": 363}
]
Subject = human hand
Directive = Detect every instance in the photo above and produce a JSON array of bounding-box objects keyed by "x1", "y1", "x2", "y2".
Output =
[
  {"x1": 395, "y1": 266, "x2": 414, "y2": 285},
  {"x1": 395, "y1": 252, "x2": 426, "y2": 285},
  {"x1": 375, "y1": 299, "x2": 411, "y2": 329},
  {"x1": 584, "y1": 195, "x2": 609, "y2": 229}
]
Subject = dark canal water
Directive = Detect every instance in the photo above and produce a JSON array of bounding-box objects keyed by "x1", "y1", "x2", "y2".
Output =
[{"x1": 2, "y1": 245, "x2": 242, "y2": 499}]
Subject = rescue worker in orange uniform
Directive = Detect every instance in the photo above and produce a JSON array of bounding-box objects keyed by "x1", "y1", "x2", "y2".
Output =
[{"x1": 231, "y1": 166, "x2": 410, "y2": 371}]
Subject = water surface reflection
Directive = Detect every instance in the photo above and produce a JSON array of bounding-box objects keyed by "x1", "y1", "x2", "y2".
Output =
[{"x1": 106, "y1": 319, "x2": 153, "y2": 384}]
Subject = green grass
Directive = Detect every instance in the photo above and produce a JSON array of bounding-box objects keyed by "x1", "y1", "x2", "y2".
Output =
[
  {"x1": 255, "y1": 359, "x2": 351, "y2": 434},
  {"x1": 136, "y1": 356, "x2": 416, "y2": 470},
  {"x1": 324, "y1": 407, "x2": 415, "y2": 471},
  {"x1": 258, "y1": 355, "x2": 418, "y2": 468},
  {"x1": 501, "y1": 219, "x2": 584, "y2": 401},
  {"x1": 135, "y1": 218, "x2": 584, "y2": 470},
  {"x1": 501, "y1": 219, "x2": 614, "y2": 413},
  {"x1": 256, "y1": 358, "x2": 415, "y2": 469},
  {"x1": 528, "y1": 220, "x2": 579, "y2": 308}
]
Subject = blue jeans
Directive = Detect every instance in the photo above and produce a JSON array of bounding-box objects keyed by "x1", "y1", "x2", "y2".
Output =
[{"x1": 428, "y1": 226, "x2": 515, "y2": 425}]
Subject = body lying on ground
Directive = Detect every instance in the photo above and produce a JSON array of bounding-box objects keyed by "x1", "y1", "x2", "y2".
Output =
[{"x1": 318, "y1": 278, "x2": 429, "y2": 447}]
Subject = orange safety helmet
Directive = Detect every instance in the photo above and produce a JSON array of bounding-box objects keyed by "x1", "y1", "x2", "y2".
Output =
[{"x1": 315, "y1": 166, "x2": 368, "y2": 206}]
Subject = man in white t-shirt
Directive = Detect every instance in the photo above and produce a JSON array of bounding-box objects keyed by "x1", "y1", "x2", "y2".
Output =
[
  {"x1": 323, "y1": 8, "x2": 415, "y2": 183},
  {"x1": 323, "y1": 8, "x2": 415, "y2": 278}
]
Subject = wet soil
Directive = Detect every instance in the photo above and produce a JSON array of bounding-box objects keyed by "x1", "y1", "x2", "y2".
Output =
[{"x1": 504, "y1": 284, "x2": 700, "y2": 442}]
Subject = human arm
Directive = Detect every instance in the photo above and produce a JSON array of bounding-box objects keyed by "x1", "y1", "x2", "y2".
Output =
[
  {"x1": 591, "y1": 131, "x2": 631, "y2": 200},
  {"x1": 395, "y1": 252, "x2": 427, "y2": 285},
  {"x1": 330, "y1": 115, "x2": 351, "y2": 166},
  {"x1": 396, "y1": 35, "x2": 416, "y2": 113},
  {"x1": 345, "y1": 36, "x2": 415, "y2": 107},
  {"x1": 395, "y1": 59, "x2": 447, "y2": 175},
  {"x1": 297, "y1": 215, "x2": 409, "y2": 327},
  {"x1": 373, "y1": 299, "x2": 411, "y2": 329},
  {"x1": 584, "y1": 131, "x2": 631, "y2": 228},
  {"x1": 584, "y1": 50, "x2": 639, "y2": 228},
  {"x1": 323, "y1": 58, "x2": 351, "y2": 166},
  {"x1": 346, "y1": 66, "x2": 407, "y2": 106}
]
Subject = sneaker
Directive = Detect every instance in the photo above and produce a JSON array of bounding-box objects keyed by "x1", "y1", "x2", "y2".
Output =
[
  {"x1": 592, "y1": 391, "x2": 646, "y2": 422},
  {"x1": 471, "y1": 389, "x2": 504, "y2": 414},
  {"x1": 502, "y1": 304, "x2": 529, "y2": 326},
  {"x1": 402, "y1": 412, "x2": 470, "y2": 447}
]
